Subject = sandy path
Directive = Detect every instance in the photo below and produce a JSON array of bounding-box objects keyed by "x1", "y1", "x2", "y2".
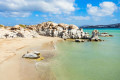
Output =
[{"x1": 0, "y1": 36, "x2": 62, "y2": 80}]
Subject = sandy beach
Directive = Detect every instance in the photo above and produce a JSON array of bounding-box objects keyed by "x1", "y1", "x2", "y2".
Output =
[{"x1": 0, "y1": 36, "x2": 62, "y2": 80}]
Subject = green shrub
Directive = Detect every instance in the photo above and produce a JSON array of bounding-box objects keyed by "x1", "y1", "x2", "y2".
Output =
[
  {"x1": 48, "y1": 21, "x2": 53, "y2": 22},
  {"x1": 0, "y1": 24, "x2": 4, "y2": 27},
  {"x1": 19, "y1": 24, "x2": 26, "y2": 28}
]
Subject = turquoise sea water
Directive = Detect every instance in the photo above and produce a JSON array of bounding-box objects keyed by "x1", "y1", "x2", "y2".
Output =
[{"x1": 52, "y1": 28, "x2": 120, "y2": 80}]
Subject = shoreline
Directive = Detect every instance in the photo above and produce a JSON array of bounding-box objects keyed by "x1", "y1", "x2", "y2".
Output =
[{"x1": 0, "y1": 36, "x2": 63, "y2": 80}]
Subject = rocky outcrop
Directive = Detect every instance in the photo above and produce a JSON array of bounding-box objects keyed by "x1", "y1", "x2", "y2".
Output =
[
  {"x1": 0, "y1": 22, "x2": 111, "y2": 42},
  {"x1": 90, "y1": 30, "x2": 102, "y2": 41},
  {"x1": 0, "y1": 24, "x2": 39, "y2": 39},
  {"x1": 35, "y1": 22, "x2": 89, "y2": 39},
  {"x1": 99, "y1": 32, "x2": 113, "y2": 37},
  {"x1": 0, "y1": 22, "x2": 89, "y2": 39}
]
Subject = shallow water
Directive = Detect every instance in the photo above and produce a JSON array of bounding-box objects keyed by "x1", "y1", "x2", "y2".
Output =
[{"x1": 51, "y1": 28, "x2": 120, "y2": 80}]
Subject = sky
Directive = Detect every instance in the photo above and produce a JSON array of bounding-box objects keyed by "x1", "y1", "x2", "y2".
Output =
[{"x1": 0, "y1": 0, "x2": 120, "y2": 26}]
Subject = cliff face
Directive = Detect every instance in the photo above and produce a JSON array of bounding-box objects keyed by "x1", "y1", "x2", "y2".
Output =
[{"x1": 81, "y1": 23, "x2": 120, "y2": 28}]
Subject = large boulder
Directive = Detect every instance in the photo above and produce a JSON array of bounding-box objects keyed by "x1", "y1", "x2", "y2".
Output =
[
  {"x1": 68, "y1": 29, "x2": 77, "y2": 38},
  {"x1": 84, "y1": 32, "x2": 89, "y2": 39},
  {"x1": 52, "y1": 29, "x2": 58, "y2": 37},
  {"x1": 50, "y1": 22, "x2": 57, "y2": 27},
  {"x1": 58, "y1": 23, "x2": 69, "y2": 29},
  {"x1": 69, "y1": 24, "x2": 79, "y2": 29},
  {"x1": 14, "y1": 25, "x2": 20, "y2": 28},
  {"x1": 22, "y1": 52, "x2": 40, "y2": 59},
  {"x1": 76, "y1": 30, "x2": 82, "y2": 39},
  {"x1": 90, "y1": 30, "x2": 102, "y2": 41},
  {"x1": 61, "y1": 30, "x2": 69, "y2": 39},
  {"x1": 16, "y1": 32, "x2": 24, "y2": 38}
]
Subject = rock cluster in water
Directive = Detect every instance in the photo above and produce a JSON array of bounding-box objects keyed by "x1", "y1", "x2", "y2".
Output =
[{"x1": 99, "y1": 32, "x2": 113, "y2": 37}]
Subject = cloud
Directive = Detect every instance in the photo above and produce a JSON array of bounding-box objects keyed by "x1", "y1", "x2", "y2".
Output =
[
  {"x1": 92, "y1": 16, "x2": 101, "y2": 21},
  {"x1": 41, "y1": 15, "x2": 47, "y2": 18},
  {"x1": 87, "y1": 2, "x2": 117, "y2": 17},
  {"x1": 54, "y1": 15, "x2": 90, "y2": 21},
  {"x1": 112, "y1": 19, "x2": 117, "y2": 21},
  {"x1": 68, "y1": 16, "x2": 90, "y2": 20},
  {"x1": 35, "y1": 14, "x2": 39, "y2": 17},
  {"x1": 0, "y1": 11, "x2": 31, "y2": 17},
  {"x1": 0, "y1": 0, "x2": 75, "y2": 17}
]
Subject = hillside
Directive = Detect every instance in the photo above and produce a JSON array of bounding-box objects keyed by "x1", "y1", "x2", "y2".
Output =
[{"x1": 80, "y1": 23, "x2": 120, "y2": 28}]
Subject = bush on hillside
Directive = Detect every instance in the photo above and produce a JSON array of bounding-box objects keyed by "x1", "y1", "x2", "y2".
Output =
[{"x1": 19, "y1": 24, "x2": 26, "y2": 28}]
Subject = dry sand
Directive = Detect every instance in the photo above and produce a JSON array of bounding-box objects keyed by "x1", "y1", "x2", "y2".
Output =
[{"x1": 0, "y1": 36, "x2": 62, "y2": 80}]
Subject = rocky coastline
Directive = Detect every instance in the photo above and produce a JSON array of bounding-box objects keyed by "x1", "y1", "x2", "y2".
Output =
[
  {"x1": 0, "y1": 22, "x2": 88, "y2": 39},
  {"x1": 0, "y1": 21, "x2": 105, "y2": 41}
]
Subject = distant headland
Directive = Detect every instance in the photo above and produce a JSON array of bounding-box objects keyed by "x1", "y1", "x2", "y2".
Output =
[{"x1": 80, "y1": 23, "x2": 120, "y2": 28}]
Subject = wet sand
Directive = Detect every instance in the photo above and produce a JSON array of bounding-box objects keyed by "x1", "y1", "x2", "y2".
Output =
[{"x1": 0, "y1": 36, "x2": 62, "y2": 80}]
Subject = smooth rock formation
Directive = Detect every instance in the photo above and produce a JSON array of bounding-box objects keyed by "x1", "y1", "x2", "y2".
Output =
[
  {"x1": 90, "y1": 30, "x2": 102, "y2": 41},
  {"x1": 22, "y1": 52, "x2": 40, "y2": 59},
  {"x1": 22, "y1": 51, "x2": 44, "y2": 60}
]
